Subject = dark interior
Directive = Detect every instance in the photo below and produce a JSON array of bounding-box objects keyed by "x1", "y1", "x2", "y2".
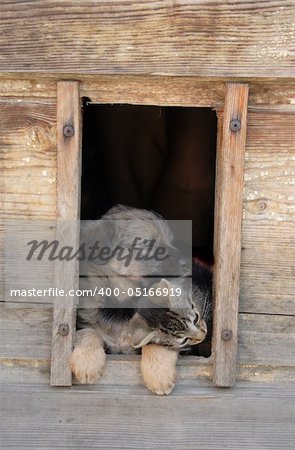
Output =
[
  {"x1": 81, "y1": 102, "x2": 217, "y2": 262},
  {"x1": 81, "y1": 103, "x2": 217, "y2": 357}
]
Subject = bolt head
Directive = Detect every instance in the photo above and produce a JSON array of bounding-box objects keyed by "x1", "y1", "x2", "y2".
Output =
[
  {"x1": 58, "y1": 323, "x2": 69, "y2": 336},
  {"x1": 221, "y1": 329, "x2": 233, "y2": 341},
  {"x1": 63, "y1": 125, "x2": 74, "y2": 137},
  {"x1": 230, "y1": 120, "x2": 241, "y2": 132}
]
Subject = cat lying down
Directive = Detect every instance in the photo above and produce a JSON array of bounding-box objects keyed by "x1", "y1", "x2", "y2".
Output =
[{"x1": 70, "y1": 205, "x2": 212, "y2": 395}]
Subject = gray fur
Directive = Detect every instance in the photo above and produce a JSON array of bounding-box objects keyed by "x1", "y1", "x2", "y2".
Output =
[{"x1": 77, "y1": 205, "x2": 212, "y2": 354}]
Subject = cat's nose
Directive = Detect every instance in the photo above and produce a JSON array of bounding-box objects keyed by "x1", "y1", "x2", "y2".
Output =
[
  {"x1": 191, "y1": 319, "x2": 207, "y2": 344},
  {"x1": 199, "y1": 319, "x2": 207, "y2": 335},
  {"x1": 191, "y1": 318, "x2": 207, "y2": 344}
]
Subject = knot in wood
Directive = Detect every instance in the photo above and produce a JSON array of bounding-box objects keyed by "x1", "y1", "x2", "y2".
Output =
[{"x1": 258, "y1": 200, "x2": 267, "y2": 212}]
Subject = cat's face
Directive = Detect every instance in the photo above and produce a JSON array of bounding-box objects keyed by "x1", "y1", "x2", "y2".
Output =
[{"x1": 130, "y1": 278, "x2": 209, "y2": 350}]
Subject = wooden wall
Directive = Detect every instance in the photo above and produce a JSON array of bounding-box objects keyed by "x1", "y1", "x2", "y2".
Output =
[
  {"x1": 241, "y1": 110, "x2": 295, "y2": 315},
  {"x1": 0, "y1": 77, "x2": 294, "y2": 387},
  {"x1": 1, "y1": 1, "x2": 295, "y2": 78}
]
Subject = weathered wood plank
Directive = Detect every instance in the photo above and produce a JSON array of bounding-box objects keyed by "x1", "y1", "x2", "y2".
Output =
[
  {"x1": 1, "y1": 77, "x2": 295, "y2": 109},
  {"x1": 2, "y1": 357, "x2": 295, "y2": 386},
  {"x1": 0, "y1": 99, "x2": 57, "y2": 219},
  {"x1": 240, "y1": 110, "x2": 295, "y2": 315},
  {"x1": 213, "y1": 83, "x2": 249, "y2": 387},
  {"x1": 240, "y1": 223, "x2": 295, "y2": 315},
  {"x1": 0, "y1": 361, "x2": 51, "y2": 385},
  {"x1": 2, "y1": 220, "x2": 57, "y2": 305},
  {"x1": 0, "y1": 1, "x2": 294, "y2": 78},
  {"x1": 0, "y1": 305, "x2": 52, "y2": 360},
  {"x1": 0, "y1": 99, "x2": 57, "y2": 306},
  {"x1": 0, "y1": 383, "x2": 294, "y2": 450},
  {"x1": 238, "y1": 313, "x2": 295, "y2": 366},
  {"x1": 1, "y1": 305, "x2": 294, "y2": 375},
  {"x1": 83, "y1": 79, "x2": 225, "y2": 107},
  {"x1": 0, "y1": 78, "x2": 57, "y2": 98},
  {"x1": 50, "y1": 81, "x2": 82, "y2": 386},
  {"x1": 82, "y1": 79, "x2": 295, "y2": 109}
]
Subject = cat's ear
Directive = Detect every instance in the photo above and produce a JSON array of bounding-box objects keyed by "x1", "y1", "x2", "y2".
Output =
[
  {"x1": 130, "y1": 314, "x2": 156, "y2": 348},
  {"x1": 149, "y1": 279, "x2": 172, "y2": 307}
]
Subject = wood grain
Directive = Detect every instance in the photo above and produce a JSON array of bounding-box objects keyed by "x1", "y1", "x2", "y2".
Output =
[
  {"x1": 240, "y1": 223, "x2": 295, "y2": 315},
  {"x1": 50, "y1": 81, "x2": 81, "y2": 386},
  {"x1": 0, "y1": 99, "x2": 57, "y2": 305},
  {"x1": 0, "y1": 99, "x2": 57, "y2": 219},
  {"x1": 238, "y1": 313, "x2": 295, "y2": 366},
  {"x1": 0, "y1": 304, "x2": 52, "y2": 360},
  {"x1": 0, "y1": 1, "x2": 294, "y2": 77},
  {"x1": 3, "y1": 220, "x2": 57, "y2": 305},
  {"x1": 1, "y1": 77, "x2": 295, "y2": 109},
  {"x1": 1, "y1": 305, "x2": 294, "y2": 376},
  {"x1": 213, "y1": 83, "x2": 249, "y2": 387},
  {"x1": 240, "y1": 110, "x2": 295, "y2": 315},
  {"x1": 2, "y1": 356, "x2": 295, "y2": 387},
  {"x1": 0, "y1": 383, "x2": 294, "y2": 450}
]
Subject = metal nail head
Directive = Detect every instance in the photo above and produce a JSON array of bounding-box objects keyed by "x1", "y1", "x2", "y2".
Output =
[
  {"x1": 221, "y1": 329, "x2": 233, "y2": 341},
  {"x1": 58, "y1": 323, "x2": 69, "y2": 336},
  {"x1": 63, "y1": 125, "x2": 74, "y2": 137},
  {"x1": 230, "y1": 120, "x2": 241, "y2": 132}
]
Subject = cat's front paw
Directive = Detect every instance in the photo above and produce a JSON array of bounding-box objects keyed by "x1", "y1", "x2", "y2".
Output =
[
  {"x1": 69, "y1": 345, "x2": 106, "y2": 384},
  {"x1": 141, "y1": 344, "x2": 178, "y2": 395}
]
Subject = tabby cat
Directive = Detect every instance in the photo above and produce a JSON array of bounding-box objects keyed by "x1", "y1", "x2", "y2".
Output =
[{"x1": 130, "y1": 263, "x2": 212, "y2": 351}]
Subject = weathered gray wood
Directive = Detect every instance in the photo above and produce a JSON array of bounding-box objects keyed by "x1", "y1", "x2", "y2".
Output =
[
  {"x1": 213, "y1": 83, "x2": 249, "y2": 387},
  {"x1": 0, "y1": 382, "x2": 294, "y2": 449},
  {"x1": 3, "y1": 220, "x2": 57, "y2": 305},
  {"x1": 0, "y1": 363, "x2": 50, "y2": 385},
  {"x1": 1, "y1": 304, "x2": 294, "y2": 367},
  {"x1": 240, "y1": 223, "x2": 295, "y2": 315},
  {"x1": 240, "y1": 110, "x2": 295, "y2": 315},
  {"x1": 238, "y1": 313, "x2": 295, "y2": 366},
  {"x1": 50, "y1": 81, "x2": 82, "y2": 386},
  {"x1": 2, "y1": 357, "x2": 295, "y2": 387},
  {"x1": 0, "y1": 354, "x2": 213, "y2": 387},
  {"x1": 0, "y1": 1, "x2": 295, "y2": 78},
  {"x1": 0, "y1": 304, "x2": 52, "y2": 360},
  {"x1": 1, "y1": 304, "x2": 295, "y2": 383}
]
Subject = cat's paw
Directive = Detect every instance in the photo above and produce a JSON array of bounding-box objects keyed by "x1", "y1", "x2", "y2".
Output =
[
  {"x1": 69, "y1": 345, "x2": 106, "y2": 384},
  {"x1": 141, "y1": 344, "x2": 178, "y2": 395}
]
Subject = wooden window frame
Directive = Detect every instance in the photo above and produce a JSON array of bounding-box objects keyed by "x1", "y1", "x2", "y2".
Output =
[{"x1": 50, "y1": 80, "x2": 249, "y2": 388}]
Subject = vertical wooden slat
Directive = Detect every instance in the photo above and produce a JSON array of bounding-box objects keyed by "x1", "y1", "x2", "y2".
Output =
[
  {"x1": 212, "y1": 83, "x2": 249, "y2": 387},
  {"x1": 50, "y1": 81, "x2": 81, "y2": 386}
]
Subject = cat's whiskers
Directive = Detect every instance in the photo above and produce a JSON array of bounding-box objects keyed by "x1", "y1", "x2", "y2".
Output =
[
  {"x1": 202, "y1": 292, "x2": 209, "y2": 316},
  {"x1": 201, "y1": 292, "x2": 212, "y2": 322}
]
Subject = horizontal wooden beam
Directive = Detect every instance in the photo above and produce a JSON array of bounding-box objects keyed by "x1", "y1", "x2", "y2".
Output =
[
  {"x1": 0, "y1": 1, "x2": 294, "y2": 78},
  {"x1": 2, "y1": 304, "x2": 295, "y2": 375}
]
